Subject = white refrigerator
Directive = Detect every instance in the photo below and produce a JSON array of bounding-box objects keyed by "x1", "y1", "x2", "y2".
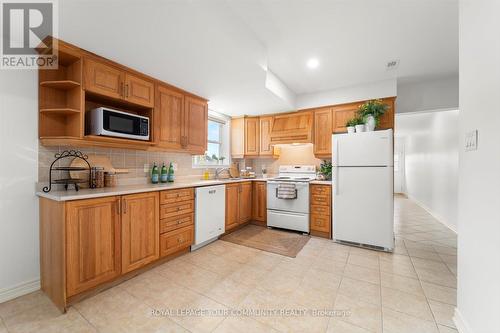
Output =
[{"x1": 332, "y1": 129, "x2": 394, "y2": 251}]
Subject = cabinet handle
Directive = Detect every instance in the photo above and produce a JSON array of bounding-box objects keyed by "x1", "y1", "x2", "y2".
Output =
[
  {"x1": 125, "y1": 84, "x2": 129, "y2": 98},
  {"x1": 123, "y1": 199, "x2": 127, "y2": 214},
  {"x1": 116, "y1": 199, "x2": 121, "y2": 215},
  {"x1": 177, "y1": 220, "x2": 181, "y2": 224}
]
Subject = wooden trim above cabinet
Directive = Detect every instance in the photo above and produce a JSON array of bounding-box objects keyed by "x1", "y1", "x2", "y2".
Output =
[{"x1": 269, "y1": 111, "x2": 313, "y2": 144}]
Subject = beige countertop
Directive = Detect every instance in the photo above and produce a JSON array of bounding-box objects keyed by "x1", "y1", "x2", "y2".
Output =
[{"x1": 36, "y1": 177, "x2": 332, "y2": 201}]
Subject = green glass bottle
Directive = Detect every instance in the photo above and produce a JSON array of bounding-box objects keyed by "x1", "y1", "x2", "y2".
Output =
[
  {"x1": 151, "y1": 163, "x2": 159, "y2": 184},
  {"x1": 167, "y1": 162, "x2": 175, "y2": 182},
  {"x1": 160, "y1": 163, "x2": 168, "y2": 183}
]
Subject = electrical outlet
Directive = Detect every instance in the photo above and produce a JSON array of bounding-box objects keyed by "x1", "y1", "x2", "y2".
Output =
[
  {"x1": 465, "y1": 130, "x2": 478, "y2": 151},
  {"x1": 143, "y1": 163, "x2": 150, "y2": 173},
  {"x1": 172, "y1": 163, "x2": 178, "y2": 171}
]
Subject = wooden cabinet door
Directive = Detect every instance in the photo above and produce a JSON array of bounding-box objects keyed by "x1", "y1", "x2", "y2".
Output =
[
  {"x1": 83, "y1": 58, "x2": 123, "y2": 99},
  {"x1": 239, "y1": 182, "x2": 253, "y2": 224},
  {"x1": 377, "y1": 97, "x2": 396, "y2": 130},
  {"x1": 183, "y1": 96, "x2": 208, "y2": 154},
  {"x1": 66, "y1": 197, "x2": 121, "y2": 297},
  {"x1": 156, "y1": 85, "x2": 184, "y2": 149},
  {"x1": 252, "y1": 181, "x2": 267, "y2": 222},
  {"x1": 124, "y1": 73, "x2": 155, "y2": 107},
  {"x1": 225, "y1": 184, "x2": 240, "y2": 231},
  {"x1": 244, "y1": 117, "x2": 259, "y2": 156},
  {"x1": 331, "y1": 104, "x2": 358, "y2": 133},
  {"x1": 269, "y1": 111, "x2": 313, "y2": 144},
  {"x1": 259, "y1": 116, "x2": 273, "y2": 156},
  {"x1": 121, "y1": 192, "x2": 159, "y2": 273},
  {"x1": 313, "y1": 108, "x2": 333, "y2": 156}
]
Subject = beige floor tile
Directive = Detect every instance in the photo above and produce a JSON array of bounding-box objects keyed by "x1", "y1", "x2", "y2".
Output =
[
  {"x1": 246, "y1": 251, "x2": 284, "y2": 271},
  {"x1": 175, "y1": 294, "x2": 228, "y2": 333},
  {"x1": 411, "y1": 258, "x2": 451, "y2": 273},
  {"x1": 227, "y1": 263, "x2": 270, "y2": 287},
  {"x1": 445, "y1": 262, "x2": 457, "y2": 276},
  {"x1": 343, "y1": 264, "x2": 381, "y2": 285},
  {"x1": 183, "y1": 249, "x2": 244, "y2": 277},
  {"x1": 347, "y1": 254, "x2": 380, "y2": 270},
  {"x1": 157, "y1": 259, "x2": 222, "y2": 294},
  {"x1": 213, "y1": 316, "x2": 279, "y2": 333},
  {"x1": 421, "y1": 282, "x2": 457, "y2": 306},
  {"x1": 311, "y1": 255, "x2": 347, "y2": 275},
  {"x1": 334, "y1": 294, "x2": 382, "y2": 333},
  {"x1": 219, "y1": 243, "x2": 260, "y2": 264},
  {"x1": 338, "y1": 277, "x2": 381, "y2": 306},
  {"x1": 5, "y1": 308, "x2": 96, "y2": 333},
  {"x1": 205, "y1": 276, "x2": 255, "y2": 308},
  {"x1": 258, "y1": 269, "x2": 304, "y2": 297},
  {"x1": 327, "y1": 319, "x2": 372, "y2": 332},
  {"x1": 381, "y1": 287, "x2": 434, "y2": 321},
  {"x1": 438, "y1": 324, "x2": 458, "y2": 333},
  {"x1": 432, "y1": 245, "x2": 457, "y2": 256},
  {"x1": 288, "y1": 283, "x2": 337, "y2": 309},
  {"x1": 407, "y1": 248, "x2": 443, "y2": 262},
  {"x1": 0, "y1": 319, "x2": 6, "y2": 333},
  {"x1": 428, "y1": 300, "x2": 456, "y2": 328},
  {"x1": 0, "y1": 291, "x2": 54, "y2": 319},
  {"x1": 301, "y1": 267, "x2": 342, "y2": 291},
  {"x1": 414, "y1": 266, "x2": 457, "y2": 288},
  {"x1": 348, "y1": 247, "x2": 381, "y2": 258},
  {"x1": 382, "y1": 307, "x2": 439, "y2": 333},
  {"x1": 379, "y1": 259, "x2": 418, "y2": 279},
  {"x1": 381, "y1": 272, "x2": 424, "y2": 296},
  {"x1": 2, "y1": 300, "x2": 62, "y2": 329}
]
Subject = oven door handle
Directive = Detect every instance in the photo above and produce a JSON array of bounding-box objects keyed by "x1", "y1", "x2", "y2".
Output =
[{"x1": 274, "y1": 188, "x2": 298, "y2": 199}]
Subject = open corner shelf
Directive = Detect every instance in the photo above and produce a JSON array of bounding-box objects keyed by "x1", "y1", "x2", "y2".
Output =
[{"x1": 40, "y1": 80, "x2": 81, "y2": 90}]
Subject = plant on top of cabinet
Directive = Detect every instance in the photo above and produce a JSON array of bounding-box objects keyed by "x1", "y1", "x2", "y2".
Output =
[{"x1": 357, "y1": 99, "x2": 389, "y2": 131}]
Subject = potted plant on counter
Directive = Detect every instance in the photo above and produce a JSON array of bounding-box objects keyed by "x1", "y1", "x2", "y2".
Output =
[
  {"x1": 345, "y1": 118, "x2": 356, "y2": 134},
  {"x1": 319, "y1": 160, "x2": 332, "y2": 180},
  {"x1": 357, "y1": 99, "x2": 389, "y2": 131}
]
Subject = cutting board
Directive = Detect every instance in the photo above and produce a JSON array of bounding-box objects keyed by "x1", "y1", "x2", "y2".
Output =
[
  {"x1": 229, "y1": 163, "x2": 239, "y2": 178},
  {"x1": 70, "y1": 155, "x2": 128, "y2": 188}
]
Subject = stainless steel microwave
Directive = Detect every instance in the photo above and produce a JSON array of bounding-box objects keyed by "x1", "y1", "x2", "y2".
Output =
[{"x1": 90, "y1": 107, "x2": 150, "y2": 141}]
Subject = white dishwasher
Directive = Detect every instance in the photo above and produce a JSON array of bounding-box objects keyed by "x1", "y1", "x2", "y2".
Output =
[{"x1": 191, "y1": 184, "x2": 226, "y2": 251}]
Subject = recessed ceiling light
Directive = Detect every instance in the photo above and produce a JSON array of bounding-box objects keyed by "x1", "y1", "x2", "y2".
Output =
[{"x1": 307, "y1": 58, "x2": 319, "y2": 69}]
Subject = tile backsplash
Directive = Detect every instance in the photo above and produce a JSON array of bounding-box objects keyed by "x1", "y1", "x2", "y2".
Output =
[{"x1": 38, "y1": 144, "x2": 207, "y2": 186}]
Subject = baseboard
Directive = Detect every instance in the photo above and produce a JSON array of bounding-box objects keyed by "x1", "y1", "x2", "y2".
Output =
[
  {"x1": 0, "y1": 279, "x2": 40, "y2": 304},
  {"x1": 405, "y1": 194, "x2": 457, "y2": 234},
  {"x1": 454, "y1": 308, "x2": 472, "y2": 333}
]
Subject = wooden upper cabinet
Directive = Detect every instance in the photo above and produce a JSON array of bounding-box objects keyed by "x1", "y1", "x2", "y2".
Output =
[
  {"x1": 66, "y1": 197, "x2": 121, "y2": 297},
  {"x1": 252, "y1": 181, "x2": 267, "y2": 223},
  {"x1": 269, "y1": 111, "x2": 313, "y2": 144},
  {"x1": 239, "y1": 182, "x2": 253, "y2": 223},
  {"x1": 259, "y1": 116, "x2": 273, "y2": 156},
  {"x1": 183, "y1": 96, "x2": 208, "y2": 155},
  {"x1": 124, "y1": 73, "x2": 154, "y2": 107},
  {"x1": 244, "y1": 117, "x2": 260, "y2": 156},
  {"x1": 377, "y1": 97, "x2": 396, "y2": 130},
  {"x1": 332, "y1": 103, "x2": 359, "y2": 133},
  {"x1": 155, "y1": 85, "x2": 184, "y2": 150},
  {"x1": 231, "y1": 117, "x2": 245, "y2": 158},
  {"x1": 225, "y1": 183, "x2": 240, "y2": 231},
  {"x1": 313, "y1": 108, "x2": 333, "y2": 156},
  {"x1": 84, "y1": 58, "x2": 123, "y2": 99},
  {"x1": 121, "y1": 192, "x2": 159, "y2": 274}
]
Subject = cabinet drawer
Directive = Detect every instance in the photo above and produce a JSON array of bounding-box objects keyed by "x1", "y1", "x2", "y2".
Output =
[
  {"x1": 311, "y1": 194, "x2": 331, "y2": 206},
  {"x1": 310, "y1": 214, "x2": 331, "y2": 233},
  {"x1": 311, "y1": 204, "x2": 331, "y2": 216},
  {"x1": 160, "y1": 201, "x2": 194, "y2": 219},
  {"x1": 160, "y1": 188, "x2": 194, "y2": 204},
  {"x1": 160, "y1": 225, "x2": 194, "y2": 257},
  {"x1": 160, "y1": 213, "x2": 194, "y2": 234},
  {"x1": 310, "y1": 185, "x2": 331, "y2": 196}
]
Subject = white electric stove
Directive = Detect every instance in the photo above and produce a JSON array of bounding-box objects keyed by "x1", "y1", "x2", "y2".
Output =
[{"x1": 266, "y1": 165, "x2": 316, "y2": 233}]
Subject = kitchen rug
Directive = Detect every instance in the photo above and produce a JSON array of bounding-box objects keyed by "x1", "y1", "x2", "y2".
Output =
[{"x1": 221, "y1": 224, "x2": 310, "y2": 258}]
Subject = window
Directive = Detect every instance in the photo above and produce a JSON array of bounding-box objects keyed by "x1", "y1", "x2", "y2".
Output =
[{"x1": 192, "y1": 112, "x2": 230, "y2": 167}]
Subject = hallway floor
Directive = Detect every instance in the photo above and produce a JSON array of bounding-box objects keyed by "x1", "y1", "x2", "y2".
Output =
[{"x1": 0, "y1": 195, "x2": 458, "y2": 333}]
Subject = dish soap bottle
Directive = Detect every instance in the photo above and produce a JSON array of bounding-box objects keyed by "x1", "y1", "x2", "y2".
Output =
[
  {"x1": 151, "y1": 163, "x2": 159, "y2": 184},
  {"x1": 160, "y1": 163, "x2": 168, "y2": 183},
  {"x1": 167, "y1": 162, "x2": 175, "y2": 182}
]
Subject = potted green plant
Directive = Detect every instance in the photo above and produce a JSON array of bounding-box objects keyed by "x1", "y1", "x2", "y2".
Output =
[
  {"x1": 319, "y1": 160, "x2": 332, "y2": 180},
  {"x1": 219, "y1": 156, "x2": 226, "y2": 165},
  {"x1": 357, "y1": 99, "x2": 389, "y2": 131},
  {"x1": 352, "y1": 116, "x2": 366, "y2": 133},
  {"x1": 345, "y1": 118, "x2": 357, "y2": 134}
]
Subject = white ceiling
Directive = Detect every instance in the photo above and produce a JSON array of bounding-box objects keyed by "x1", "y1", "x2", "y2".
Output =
[{"x1": 59, "y1": 0, "x2": 458, "y2": 116}]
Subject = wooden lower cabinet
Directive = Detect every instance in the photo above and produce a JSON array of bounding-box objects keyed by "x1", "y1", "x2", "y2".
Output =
[
  {"x1": 309, "y1": 184, "x2": 332, "y2": 239},
  {"x1": 121, "y1": 192, "x2": 159, "y2": 274},
  {"x1": 160, "y1": 225, "x2": 194, "y2": 257},
  {"x1": 66, "y1": 196, "x2": 121, "y2": 297},
  {"x1": 252, "y1": 181, "x2": 267, "y2": 224},
  {"x1": 225, "y1": 182, "x2": 253, "y2": 231}
]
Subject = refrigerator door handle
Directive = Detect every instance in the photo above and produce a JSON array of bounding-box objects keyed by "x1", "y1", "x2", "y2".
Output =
[{"x1": 334, "y1": 167, "x2": 339, "y2": 196}]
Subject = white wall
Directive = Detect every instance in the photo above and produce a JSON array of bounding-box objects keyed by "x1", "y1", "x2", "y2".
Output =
[
  {"x1": 395, "y1": 110, "x2": 459, "y2": 231},
  {"x1": 456, "y1": 1, "x2": 500, "y2": 332},
  {"x1": 0, "y1": 71, "x2": 40, "y2": 302},
  {"x1": 397, "y1": 75, "x2": 459, "y2": 113},
  {"x1": 295, "y1": 79, "x2": 397, "y2": 109}
]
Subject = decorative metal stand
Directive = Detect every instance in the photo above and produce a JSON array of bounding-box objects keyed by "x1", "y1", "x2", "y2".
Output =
[{"x1": 42, "y1": 150, "x2": 92, "y2": 193}]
